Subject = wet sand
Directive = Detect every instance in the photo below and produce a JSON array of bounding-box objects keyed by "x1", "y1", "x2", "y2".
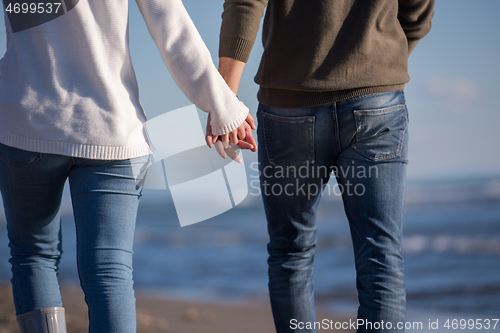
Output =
[{"x1": 0, "y1": 284, "x2": 352, "y2": 333}]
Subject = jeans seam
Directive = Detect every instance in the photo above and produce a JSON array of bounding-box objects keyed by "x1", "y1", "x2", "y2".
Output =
[
  {"x1": 12, "y1": 279, "x2": 24, "y2": 314},
  {"x1": 308, "y1": 119, "x2": 315, "y2": 164},
  {"x1": 262, "y1": 112, "x2": 315, "y2": 124},
  {"x1": 262, "y1": 113, "x2": 277, "y2": 167},
  {"x1": 332, "y1": 104, "x2": 342, "y2": 155},
  {"x1": 353, "y1": 104, "x2": 406, "y2": 116}
]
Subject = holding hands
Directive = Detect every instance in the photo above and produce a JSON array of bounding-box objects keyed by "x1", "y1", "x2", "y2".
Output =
[
  {"x1": 205, "y1": 113, "x2": 257, "y2": 163},
  {"x1": 205, "y1": 57, "x2": 257, "y2": 163}
]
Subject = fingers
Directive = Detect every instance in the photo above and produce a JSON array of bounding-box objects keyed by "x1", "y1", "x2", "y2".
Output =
[
  {"x1": 205, "y1": 114, "x2": 213, "y2": 148},
  {"x1": 206, "y1": 138, "x2": 213, "y2": 148},
  {"x1": 237, "y1": 140, "x2": 254, "y2": 150},
  {"x1": 208, "y1": 112, "x2": 257, "y2": 157},
  {"x1": 237, "y1": 125, "x2": 246, "y2": 141},
  {"x1": 226, "y1": 144, "x2": 243, "y2": 164},
  {"x1": 229, "y1": 131, "x2": 238, "y2": 145},
  {"x1": 221, "y1": 134, "x2": 230, "y2": 149},
  {"x1": 245, "y1": 125, "x2": 258, "y2": 152},
  {"x1": 214, "y1": 139, "x2": 243, "y2": 162},
  {"x1": 206, "y1": 112, "x2": 223, "y2": 146},
  {"x1": 246, "y1": 113, "x2": 256, "y2": 130},
  {"x1": 214, "y1": 141, "x2": 227, "y2": 159},
  {"x1": 205, "y1": 134, "x2": 213, "y2": 148}
]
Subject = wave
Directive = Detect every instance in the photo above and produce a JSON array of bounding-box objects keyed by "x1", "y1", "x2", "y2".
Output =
[
  {"x1": 404, "y1": 178, "x2": 500, "y2": 204},
  {"x1": 403, "y1": 235, "x2": 500, "y2": 255}
]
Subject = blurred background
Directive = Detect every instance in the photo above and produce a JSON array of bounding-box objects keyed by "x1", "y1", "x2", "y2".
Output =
[{"x1": 0, "y1": 0, "x2": 499, "y2": 331}]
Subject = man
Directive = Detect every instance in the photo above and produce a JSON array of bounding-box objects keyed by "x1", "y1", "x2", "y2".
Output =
[{"x1": 216, "y1": 0, "x2": 434, "y2": 332}]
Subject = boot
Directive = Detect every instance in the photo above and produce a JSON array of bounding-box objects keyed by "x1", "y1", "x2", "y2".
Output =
[{"x1": 16, "y1": 307, "x2": 67, "y2": 333}]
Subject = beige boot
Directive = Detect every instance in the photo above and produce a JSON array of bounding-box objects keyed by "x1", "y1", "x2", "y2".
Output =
[{"x1": 16, "y1": 307, "x2": 67, "y2": 333}]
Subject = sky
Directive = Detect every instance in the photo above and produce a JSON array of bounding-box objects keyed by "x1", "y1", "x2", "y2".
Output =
[{"x1": 1, "y1": 0, "x2": 499, "y2": 182}]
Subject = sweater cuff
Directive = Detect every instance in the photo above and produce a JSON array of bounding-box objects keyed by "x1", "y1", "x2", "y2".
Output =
[
  {"x1": 219, "y1": 36, "x2": 254, "y2": 63},
  {"x1": 210, "y1": 107, "x2": 249, "y2": 136}
]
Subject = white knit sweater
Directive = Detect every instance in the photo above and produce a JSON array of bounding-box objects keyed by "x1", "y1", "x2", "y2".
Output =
[{"x1": 0, "y1": 0, "x2": 248, "y2": 160}]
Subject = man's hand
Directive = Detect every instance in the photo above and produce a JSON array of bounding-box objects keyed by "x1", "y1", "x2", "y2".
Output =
[
  {"x1": 205, "y1": 113, "x2": 257, "y2": 163},
  {"x1": 204, "y1": 57, "x2": 257, "y2": 162}
]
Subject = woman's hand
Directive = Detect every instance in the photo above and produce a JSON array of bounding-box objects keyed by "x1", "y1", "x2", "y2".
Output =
[{"x1": 205, "y1": 113, "x2": 257, "y2": 163}]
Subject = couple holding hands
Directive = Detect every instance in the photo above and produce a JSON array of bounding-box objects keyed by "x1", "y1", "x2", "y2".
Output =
[{"x1": 0, "y1": 0, "x2": 434, "y2": 332}]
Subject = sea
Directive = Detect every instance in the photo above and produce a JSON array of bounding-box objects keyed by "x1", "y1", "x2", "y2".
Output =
[{"x1": 1, "y1": 176, "x2": 499, "y2": 332}]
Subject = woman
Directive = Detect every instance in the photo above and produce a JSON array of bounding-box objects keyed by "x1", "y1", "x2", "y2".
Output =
[{"x1": 0, "y1": 0, "x2": 253, "y2": 332}]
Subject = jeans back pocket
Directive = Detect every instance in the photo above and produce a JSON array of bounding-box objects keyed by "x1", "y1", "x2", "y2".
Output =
[
  {"x1": 261, "y1": 111, "x2": 315, "y2": 167},
  {"x1": 352, "y1": 105, "x2": 407, "y2": 161},
  {"x1": 0, "y1": 143, "x2": 42, "y2": 168}
]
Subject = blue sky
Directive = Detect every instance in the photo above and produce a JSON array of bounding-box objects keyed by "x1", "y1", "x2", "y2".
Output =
[{"x1": 1, "y1": 0, "x2": 499, "y2": 182}]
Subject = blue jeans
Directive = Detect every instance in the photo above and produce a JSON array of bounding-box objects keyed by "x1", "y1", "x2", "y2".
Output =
[
  {"x1": 257, "y1": 90, "x2": 408, "y2": 333},
  {"x1": 0, "y1": 143, "x2": 148, "y2": 333}
]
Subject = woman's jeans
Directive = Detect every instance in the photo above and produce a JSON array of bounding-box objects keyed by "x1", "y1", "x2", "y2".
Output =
[
  {"x1": 257, "y1": 90, "x2": 408, "y2": 333},
  {"x1": 0, "y1": 143, "x2": 148, "y2": 333}
]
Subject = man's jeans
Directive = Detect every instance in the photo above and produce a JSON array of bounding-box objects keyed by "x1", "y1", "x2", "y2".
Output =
[
  {"x1": 257, "y1": 90, "x2": 408, "y2": 333},
  {"x1": 0, "y1": 143, "x2": 148, "y2": 333}
]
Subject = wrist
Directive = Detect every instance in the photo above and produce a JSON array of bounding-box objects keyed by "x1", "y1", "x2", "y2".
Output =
[{"x1": 218, "y1": 57, "x2": 245, "y2": 95}]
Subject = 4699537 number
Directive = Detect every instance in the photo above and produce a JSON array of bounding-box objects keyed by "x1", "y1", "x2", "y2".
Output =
[
  {"x1": 444, "y1": 319, "x2": 499, "y2": 330},
  {"x1": 5, "y1": 2, "x2": 62, "y2": 14}
]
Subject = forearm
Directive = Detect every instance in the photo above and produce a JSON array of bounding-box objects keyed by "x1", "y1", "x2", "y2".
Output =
[
  {"x1": 135, "y1": 0, "x2": 248, "y2": 135},
  {"x1": 218, "y1": 0, "x2": 266, "y2": 93},
  {"x1": 398, "y1": 0, "x2": 435, "y2": 53},
  {"x1": 218, "y1": 57, "x2": 246, "y2": 95}
]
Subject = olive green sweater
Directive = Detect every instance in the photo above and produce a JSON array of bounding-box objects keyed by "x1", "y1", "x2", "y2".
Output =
[{"x1": 219, "y1": 0, "x2": 434, "y2": 108}]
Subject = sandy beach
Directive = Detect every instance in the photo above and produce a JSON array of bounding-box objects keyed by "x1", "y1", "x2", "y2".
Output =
[{"x1": 0, "y1": 284, "x2": 352, "y2": 333}]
